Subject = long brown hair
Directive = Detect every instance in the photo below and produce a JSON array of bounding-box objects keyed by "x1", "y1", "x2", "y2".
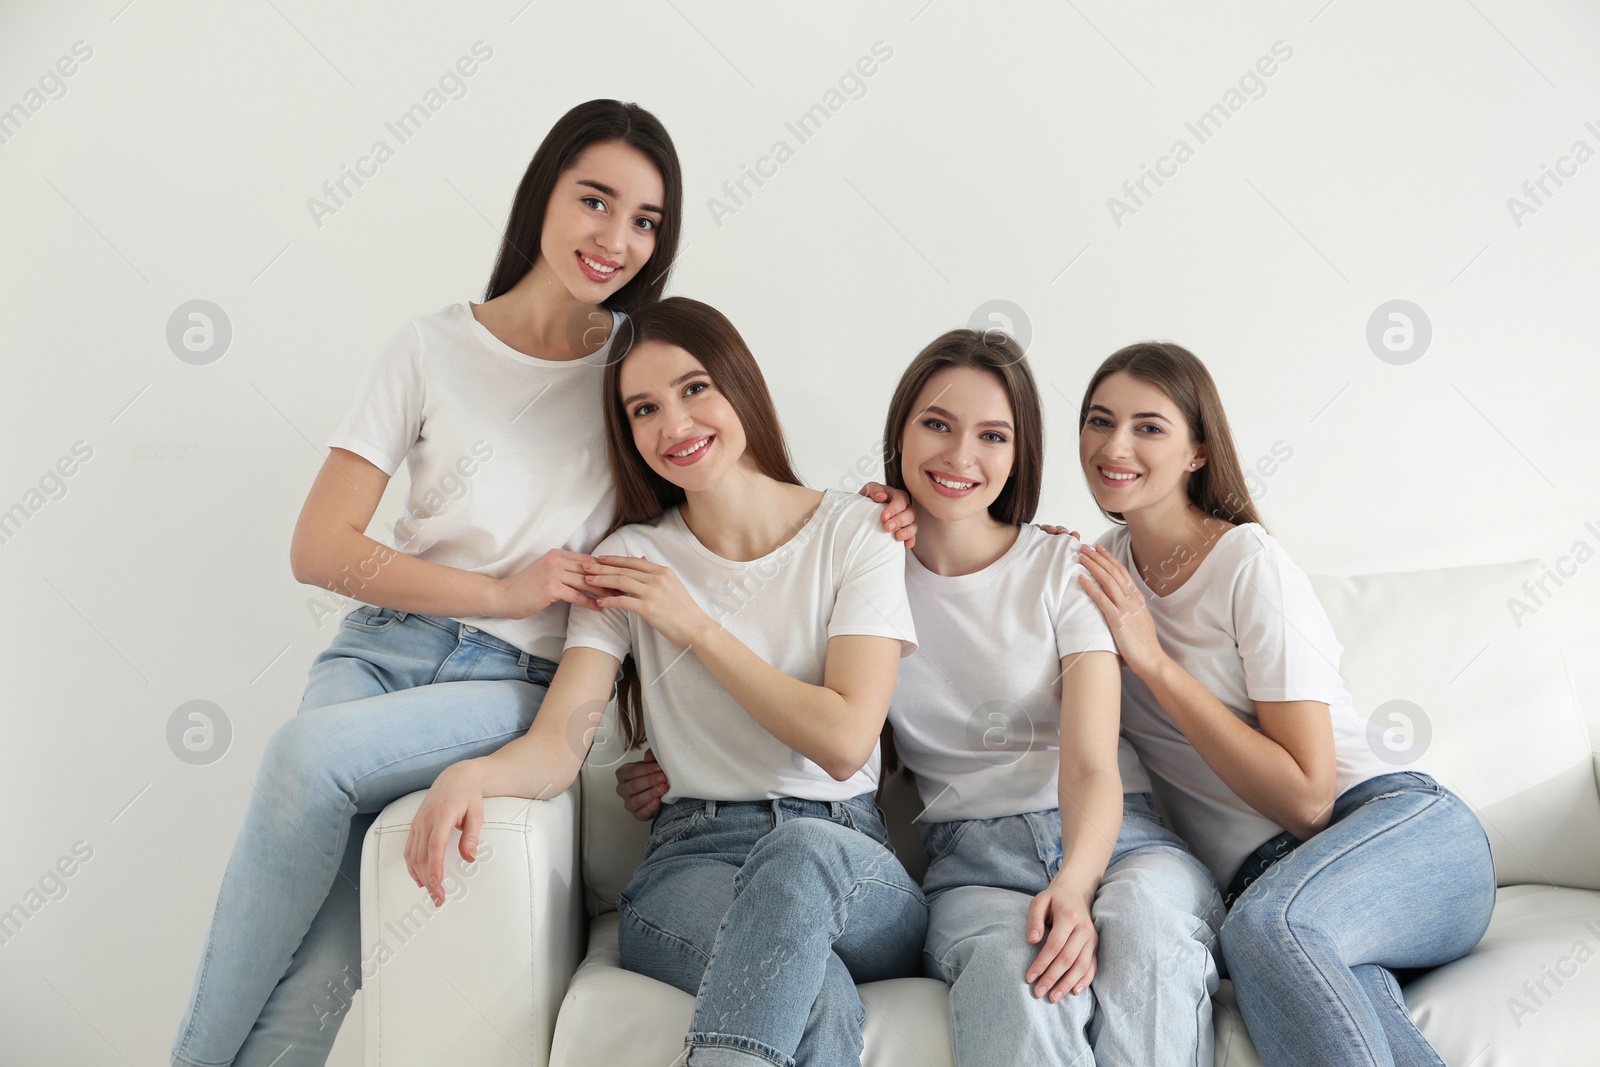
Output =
[
  {"x1": 483, "y1": 99, "x2": 682, "y2": 317},
  {"x1": 880, "y1": 328, "x2": 1044, "y2": 524},
  {"x1": 877, "y1": 328, "x2": 1043, "y2": 780},
  {"x1": 1078, "y1": 341, "x2": 1264, "y2": 529},
  {"x1": 600, "y1": 297, "x2": 803, "y2": 748}
]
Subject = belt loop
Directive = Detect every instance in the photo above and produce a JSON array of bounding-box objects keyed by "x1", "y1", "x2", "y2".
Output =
[
  {"x1": 395, "y1": 611, "x2": 409, "y2": 621},
  {"x1": 830, "y1": 800, "x2": 845, "y2": 819},
  {"x1": 517, "y1": 652, "x2": 530, "y2": 668},
  {"x1": 704, "y1": 799, "x2": 717, "y2": 817}
]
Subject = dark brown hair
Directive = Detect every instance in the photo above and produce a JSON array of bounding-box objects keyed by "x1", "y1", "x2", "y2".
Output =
[
  {"x1": 600, "y1": 297, "x2": 803, "y2": 748},
  {"x1": 1078, "y1": 341, "x2": 1264, "y2": 529},
  {"x1": 483, "y1": 100, "x2": 682, "y2": 316},
  {"x1": 880, "y1": 328, "x2": 1044, "y2": 524},
  {"x1": 877, "y1": 328, "x2": 1042, "y2": 781}
]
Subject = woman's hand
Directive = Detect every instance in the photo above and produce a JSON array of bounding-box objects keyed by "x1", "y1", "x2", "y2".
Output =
[
  {"x1": 1025, "y1": 876, "x2": 1098, "y2": 1001},
  {"x1": 1035, "y1": 524, "x2": 1081, "y2": 539},
  {"x1": 615, "y1": 749, "x2": 669, "y2": 821},
  {"x1": 859, "y1": 481, "x2": 917, "y2": 547},
  {"x1": 1078, "y1": 545, "x2": 1167, "y2": 679},
  {"x1": 581, "y1": 556, "x2": 714, "y2": 647},
  {"x1": 498, "y1": 549, "x2": 602, "y2": 619},
  {"x1": 405, "y1": 759, "x2": 488, "y2": 907}
]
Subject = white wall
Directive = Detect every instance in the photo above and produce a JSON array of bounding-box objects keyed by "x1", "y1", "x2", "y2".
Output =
[{"x1": 2, "y1": 1, "x2": 1596, "y2": 1063}]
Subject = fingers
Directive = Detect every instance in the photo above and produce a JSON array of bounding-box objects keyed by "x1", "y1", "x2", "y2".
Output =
[
  {"x1": 459, "y1": 799, "x2": 483, "y2": 864},
  {"x1": 592, "y1": 555, "x2": 660, "y2": 574},
  {"x1": 1043, "y1": 923, "x2": 1097, "y2": 998},
  {"x1": 1083, "y1": 544, "x2": 1135, "y2": 592},
  {"x1": 425, "y1": 817, "x2": 454, "y2": 906},
  {"x1": 623, "y1": 785, "x2": 664, "y2": 821},
  {"x1": 553, "y1": 574, "x2": 605, "y2": 610},
  {"x1": 1078, "y1": 553, "x2": 1130, "y2": 607},
  {"x1": 614, "y1": 755, "x2": 668, "y2": 820},
  {"x1": 585, "y1": 570, "x2": 648, "y2": 595},
  {"x1": 1026, "y1": 891, "x2": 1050, "y2": 945},
  {"x1": 406, "y1": 809, "x2": 430, "y2": 890},
  {"x1": 617, "y1": 764, "x2": 656, "y2": 790},
  {"x1": 592, "y1": 593, "x2": 643, "y2": 613},
  {"x1": 1027, "y1": 919, "x2": 1096, "y2": 1001}
]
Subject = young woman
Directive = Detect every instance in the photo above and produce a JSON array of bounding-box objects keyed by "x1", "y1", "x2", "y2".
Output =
[
  {"x1": 619, "y1": 329, "x2": 1225, "y2": 1067},
  {"x1": 406, "y1": 297, "x2": 927, "y2": 1067},
  {"x1": 877, "y1": 330, "x2": 1223, "y2": 1067},
  {"x1": 172, "y1": 98, "x2": 685, "y2": 1067},
  {"x1": 1072, "y1": 342, "x2": 1494, "y2": 1067}
]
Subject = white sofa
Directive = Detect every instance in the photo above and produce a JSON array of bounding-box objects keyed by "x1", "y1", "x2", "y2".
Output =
[{"x1": 359, "y1": 558, "x2": 1600, "y2": 1066}]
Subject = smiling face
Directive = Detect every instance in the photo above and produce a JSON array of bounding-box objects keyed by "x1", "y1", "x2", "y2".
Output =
[
  {"x1": 898, "y1": 366, "x2": 1017, "y2": 523},
  {"x1": 536, "y1": 139, "x2": 665, "y2": 302},
  {"x1": 1079, "y1": 371, "x2": 1207, "y2": 517},
  {"x1": 619, "y1": 340, "x2": 747, "y2": 492}
]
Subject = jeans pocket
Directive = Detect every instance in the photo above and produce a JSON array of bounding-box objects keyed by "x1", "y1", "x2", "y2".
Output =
[
  {"x1": 921, "y1": 819, "x2": 971, "y2": 868},
  {"x1": 341, "y1": 604, "x2": 402, "y2": 632},
  {"x1": 1024, "y1": 810, "x2": 1064, "y2": 880},
  {"x1": 837, "y1": 797, "x2": 891, "y2": 848},
  {"x1": 646, "y1": 806, "x2": 702, "y2": 856}
]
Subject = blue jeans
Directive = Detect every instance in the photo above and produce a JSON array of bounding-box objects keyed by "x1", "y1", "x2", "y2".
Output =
[
  {"x1": 171, "y1": 607, "x2": 558, "y2": 1067},
  {"x1": 617, "y1": 793, "x2": 928, "y2": 1067},
  {"x1": 921, "y1": 794, "x2": 1224, "y2": 1067},
  {"x1": 1219, "y1": 771, "x2": 1495, "y2": 1067}
]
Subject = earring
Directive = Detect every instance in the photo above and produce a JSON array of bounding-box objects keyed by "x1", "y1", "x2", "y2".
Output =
[{"x1": 1189, "y1": 462, "x2": 1197, "y2": 469}]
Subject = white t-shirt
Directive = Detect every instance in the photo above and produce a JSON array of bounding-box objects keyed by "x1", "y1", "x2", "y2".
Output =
[
  {"x1": 564, "y1": 489, "x2": 918, "y2": 803},
  {"x1": 888, "y1": 524, "x2": 1148, "y2": 824},
  {"x1": 1099, "y1": 523, "x2": 1409, "y2": 886},
  {"x1": 328, "y1": 302, "x2": 622, "y2": 663}
]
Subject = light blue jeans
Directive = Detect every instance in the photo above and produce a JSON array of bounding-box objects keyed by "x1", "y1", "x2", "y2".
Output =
[
  {"x1": 171, "y1": 606, "x2": 559, "y2": 1067},
  {"x1": 1219, "y1": 771, "x2": 1495, "y2": 1067},
  {"x1": 921, "y1": 794, "x2": 1224, "y2": 1067},
  {"x1": 617, "y1": 793, "x2": 928, "y2": 1067}
]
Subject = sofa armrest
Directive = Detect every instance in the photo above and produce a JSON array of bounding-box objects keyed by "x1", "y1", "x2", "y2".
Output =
[{"x1": 360, "y1": 785, "x2": 583, "y2": 1067}]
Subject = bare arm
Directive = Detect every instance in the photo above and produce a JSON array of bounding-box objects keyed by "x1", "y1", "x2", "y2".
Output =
[
  {"x1": 1025, "y1": 649, "x2": 1123, "y2": 1000},
  {"x1": 1052, "y1": 650, "x2": 1125, "y2": 898},
  {"x1": 404, "y1": 646, "x2": 620, "y2": 904},
  {"x1": 1138, "y1": 664, "x2": 1336, "y2": 837},
  {"x1": 692, "y1": 629, "x2": 904, "y2": 781},
  {"x1": 290, "y1": 447, "x2": 600, "y2": 620},
  {"x1": 1079, "y1": 545, "x2": 1337, "y2": 838},
  {"x1": 582, "y1": 555, "x2": 905, "y2": 782}
]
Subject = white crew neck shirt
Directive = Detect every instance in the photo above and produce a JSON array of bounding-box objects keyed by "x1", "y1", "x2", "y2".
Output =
[
  {"x1": 888, "y1": 524, "x2": 1149, "y2": 824},
  {"x1": 327, "y1": 302, "x2": 622, "y2": 663},
  {"x1": 1098, "y1": 522, "x2": 1411, "y2": 885},
  {"x1": 564, "y1": 489, "x2": 918, "y2": 803}
]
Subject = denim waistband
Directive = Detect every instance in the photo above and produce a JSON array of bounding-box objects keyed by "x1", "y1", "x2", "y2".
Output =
[
  {"x1": 1223, "y1": 771, "x2": 1438, "y2": 908},
  {"x1": 367, "y1": 606, "x2": 559, "y2": 670},
  {"x1": 657, "y1": 793, "x2": 879, "y2": 822}
]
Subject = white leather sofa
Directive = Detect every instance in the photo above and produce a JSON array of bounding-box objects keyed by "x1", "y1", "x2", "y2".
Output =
[{"x1": 359, "y1": 558, "x2": 1600, "y2": 1066}]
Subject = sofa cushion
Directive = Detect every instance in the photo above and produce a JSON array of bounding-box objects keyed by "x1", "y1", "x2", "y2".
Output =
[
  {"x1": 1310, "y1": 561, "x2": 1600, "y2": 890},
  {"x1": 1409, "y1": 884, "x2": 1600, "y2": 1066},
  {"x1": 549, "y1": 913, "x2": 955, "y2": 1067},
  {"x1": 1212, "y1": 886, "x2": 1600, "y2": 1066}
]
